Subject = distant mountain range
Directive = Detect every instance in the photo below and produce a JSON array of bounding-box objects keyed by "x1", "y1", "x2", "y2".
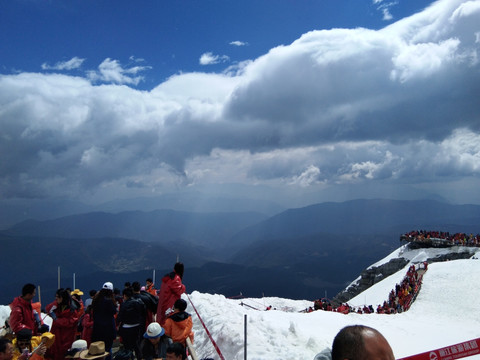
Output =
[{"x1": 2, "y1": 198, "x2": 480, "y2": 305}]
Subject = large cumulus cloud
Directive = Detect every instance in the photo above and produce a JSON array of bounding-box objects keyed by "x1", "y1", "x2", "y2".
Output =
[{"x1": 0, "y1": 0, "x2": 479, "y2": 201}]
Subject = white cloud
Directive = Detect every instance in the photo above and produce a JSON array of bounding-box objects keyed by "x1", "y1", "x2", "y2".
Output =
[
  {"x1": 289, "y1": 165, "x2": 322, "y2": 187},
  {"x1": 87, "y1": 58, "x2": 151, "y2": 85},
  {"x1": 1, "y1": 0, "x2": 480, "y2": 203},
  {"x1": 373, "y1": 1, "x2": 398, "y2": 21},
  {"x1": 41, "y1": 56, "x2": 85, "y2": 70},
  {"x1": 199, "y1": 52, "x2": 230, "y2": 65},
  {"x1": 230, "y1": 41, "x2": 248, "y2": 47}
]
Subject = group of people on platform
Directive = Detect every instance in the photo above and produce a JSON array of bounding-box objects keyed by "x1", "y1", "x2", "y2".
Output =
[
  {"x1": 310, "y1": 262, "x2": 426, "y2": 315},
  {"x1": 402, "y1": 229, "x2": 480, "y2": 246},
  {"x1": 1, "y1": 262, "x2": 193, "y2": 360}
]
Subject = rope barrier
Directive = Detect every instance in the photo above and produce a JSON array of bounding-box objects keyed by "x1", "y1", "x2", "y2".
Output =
[
  {"x1": 398, "y1": 337, "x2": 480, "y2": 360},
  {"x1": 186, "y1": 293, "x2": 226, "y2": 360}
]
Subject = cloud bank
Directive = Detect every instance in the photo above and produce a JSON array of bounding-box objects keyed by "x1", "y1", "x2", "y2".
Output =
[{"x1": 0, "y1": 0, "x2": 479, "y2": 203}]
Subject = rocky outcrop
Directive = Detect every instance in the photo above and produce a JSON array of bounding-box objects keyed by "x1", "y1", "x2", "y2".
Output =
[
  {"x1": 332, "y1": 257, "x2": 408, "y2": 305},
  {"x1": 332, "y1": 245, "x2": 475, "y2": 305}
]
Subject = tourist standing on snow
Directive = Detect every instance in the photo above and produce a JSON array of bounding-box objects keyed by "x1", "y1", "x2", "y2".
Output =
[
  {"x1": 10, "y1": 284, "x2": 38, "y2": 336},
  {"x1": 46, "y1": 289, "x2": 79, "y2": 360},
  {"x1": 91, "y1": 282, "x2": 117, "y2": 355},
  {"x1": 156, "y1": 263, "x2": 185, "y2": 326}
]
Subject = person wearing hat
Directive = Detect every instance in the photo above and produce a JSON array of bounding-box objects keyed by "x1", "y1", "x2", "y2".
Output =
[
  {"x1": 65, "y1": 339, "x2": 87, "y2": 359},
  {"x1": 91, "y1": 283, "x2": 117, "y2": 355},
  {"x1": 12, "y1": 328, "x2": 54, "y2": 360},
  {"x1": 70, "y1": 290, "x2": 85, "y2": 318},
  {"x1": 78, "y1": 342, "x2": 109, "y2": 360},
  {"x1": 140, "y1": 323, "x2": 172, "y2": 360}
]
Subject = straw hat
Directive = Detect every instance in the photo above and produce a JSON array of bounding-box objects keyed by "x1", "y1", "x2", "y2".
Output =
[
  {"x1": 71, "y1": 289, "x2": 84, "y2": 296},
  {"x1": 79, "y1": 342, "x2": 109, "y2": 360}
]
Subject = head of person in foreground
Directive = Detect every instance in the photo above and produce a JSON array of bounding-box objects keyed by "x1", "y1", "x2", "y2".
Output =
[{"x1": 331, "y1": 325, "x2": 395, "y2": 360}]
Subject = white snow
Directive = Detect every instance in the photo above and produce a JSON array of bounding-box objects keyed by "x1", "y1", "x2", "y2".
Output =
[{"x1": 2, "y1": 245, "x2": 480, "y2": 360}]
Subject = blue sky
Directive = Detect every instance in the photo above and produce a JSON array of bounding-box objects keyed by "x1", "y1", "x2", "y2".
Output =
[
  {"x1": 1, "y1": 0, "x2": 433, "y2": 88},
  {"x1": 1, "y1": 0, "x2": 480, "y2": 207}
]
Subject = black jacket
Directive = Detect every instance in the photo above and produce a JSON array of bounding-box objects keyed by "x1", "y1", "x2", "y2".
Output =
[{"x1": 117, "y1": 297, "x2": 145, "y2": 325}]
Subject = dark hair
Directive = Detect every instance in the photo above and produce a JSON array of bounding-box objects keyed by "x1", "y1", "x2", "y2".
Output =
[
  {"x1": 0, "y1": 338, "x2": 12, "y2": 353},
  {"x1": 16, "y1": 328, "x2": 33, "y2": 341},
  {"x1": 124, "y1": 282, "x2": 131, "y2": 288},
  {"x1": 131, "y1": 281, "x2": 141, "y2": 292},
  {"x1": 174, "y1": 299, "x2": 187, "y2": 312},
  {"x1": 332, "y1": 325, "x2": 381, "y2": 360},
  {"x1": 89, "y1": 290, "x2": 97, "y2": 297},
  {"x1": 122, "y1": 288, "x2": 133, "y2": 298},
  {"x1": 166, "y1": 342, "x2": 186, "y2": 359},
  {"x1": 22, "y1": 284, "x2": 36, "y2": 297},
  {"x1": 92, "y1": 288, "x2": 114, "y2": 308},
  {"x1": 55, "y1": 289, "x2": 71, "y2": 308},
  {"x1": 146, "y1": 278, "x2": 152, "y2": 283},
  {"x1": 174, "y1": 263, "x2": 184, "y2": 280}
]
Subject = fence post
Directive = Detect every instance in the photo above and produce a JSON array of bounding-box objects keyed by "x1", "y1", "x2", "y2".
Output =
[{"x1": 244, "y1": 314, "x2": 247, "y2": 360}]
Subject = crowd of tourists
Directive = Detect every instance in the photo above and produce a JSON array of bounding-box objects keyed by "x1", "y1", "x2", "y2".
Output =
[
  {"x1": 310, "y1": 262, "x2": 426, "y2": 315},
  {"x1": 402, "y1": 229, "x2": 480, "y2": 247},
  {"x1": 1, "y1": 262, "x2": 194, "y2": 360}
]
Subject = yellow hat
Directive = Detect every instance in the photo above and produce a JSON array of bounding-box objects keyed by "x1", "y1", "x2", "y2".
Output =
[
  {"x1": 41, "y1": 332, "x2": 55, "y2": 348},
  {"x1": 71, "y1": 289, "x2": 84, "y2": 296}
]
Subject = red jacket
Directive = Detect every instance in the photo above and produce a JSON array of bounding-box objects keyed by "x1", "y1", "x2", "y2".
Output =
[
  {"x1": 9, "y1": 296, "x2": 37, "y2": 335},
  {"x1": 81, "y1": 313, "x2": 94, "y2": 346},
  {"x1": 156, "y1": 273, "x2": 185, "y2": 326},
  {"x1": 46, "y1": 301, "x2": 79, "y2": 360}
]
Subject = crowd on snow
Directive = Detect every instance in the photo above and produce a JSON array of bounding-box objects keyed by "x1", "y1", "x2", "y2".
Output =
[
  {"x1": 0, "y1": 262, "x2": 195, "y2": 360},
  {"x1": 402, "y1": 229, "x2": 480, "y2": 247},
  {"x1": 308, "y1": 262, "x2": 427, "y2": 315}
]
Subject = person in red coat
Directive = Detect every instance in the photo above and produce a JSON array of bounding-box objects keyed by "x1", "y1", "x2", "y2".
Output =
[
  {"x1": 156, "y1": 263, "x2": 185, "y2": 326},
  {"x1": 81, "y1": 306, "x2": 94, "y2": 346},
  {"x1": 10, "y1": 284, "x2": 38, "y2": 336},
  {"x1": 46, "y1": 289, "x2": 79, "y2": 360}
]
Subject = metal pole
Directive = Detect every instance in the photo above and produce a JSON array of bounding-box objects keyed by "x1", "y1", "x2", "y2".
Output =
[
  {"x1": 38, "y1": 285, "x2": 42, "y2": 305},
  {"x1": 73, "y1": 273, "x2": 76, "y2": 290},
  {"x1": 58, "y1": 266, "x2": 60, "y2": 289},
  {"x1": 244, "y1": 314, "x2": 247, "y2": 360},
  {"x1": 153, "y1": 269, "x2": 156, "y2": 285}
]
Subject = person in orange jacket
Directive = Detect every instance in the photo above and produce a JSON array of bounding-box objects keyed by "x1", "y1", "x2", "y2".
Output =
[
  {"x1": 145, "y1": 279, "x2": 157, "y2": 297},
  {"x1": 163, "y1": 299, "x2": 193, "y2": 346}
]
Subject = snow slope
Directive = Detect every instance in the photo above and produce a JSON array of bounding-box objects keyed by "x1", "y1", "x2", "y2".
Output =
[{"x1": 2, "y1": 246, "x2": 479, "y2": 360}]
